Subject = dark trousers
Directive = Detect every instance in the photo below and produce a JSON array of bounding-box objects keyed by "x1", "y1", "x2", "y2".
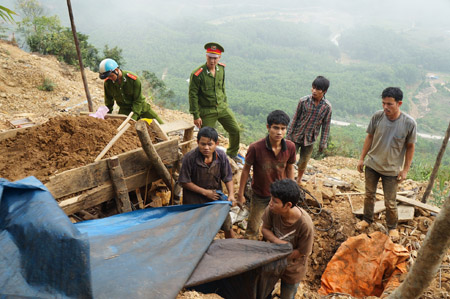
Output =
[{"x1": 364, "y1": 166, "x2": 398, "y2": 230}]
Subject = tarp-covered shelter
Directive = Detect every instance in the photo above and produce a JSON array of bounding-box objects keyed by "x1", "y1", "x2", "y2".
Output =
[{"x1": 0, "y1": 177, "x2": 291, "y2": 298}]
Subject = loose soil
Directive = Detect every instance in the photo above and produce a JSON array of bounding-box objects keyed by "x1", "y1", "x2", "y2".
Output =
[{"x1": 0, "y1": 115, "x2": 152, "y2": 183}]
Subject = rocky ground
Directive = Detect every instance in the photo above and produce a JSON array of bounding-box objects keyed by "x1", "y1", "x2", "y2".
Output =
[{"x1": 0, "y1": 40, "x2": 448, "y2": 298}]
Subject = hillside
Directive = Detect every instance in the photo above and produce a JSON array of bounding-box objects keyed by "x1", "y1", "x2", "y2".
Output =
[
  {"x1": 0, "y1": 40, "x2": 191, "y2": 131},
  {"x1": 0, "y1": 41, "x2": 449, "y2": 298}
]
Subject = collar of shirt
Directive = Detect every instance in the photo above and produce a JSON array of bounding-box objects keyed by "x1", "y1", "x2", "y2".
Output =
[
  {"x1": 307, "y1": 94, "x2": 326, "y2": 106},
  {"x1": 194, "y1": 148, "x2": 218, "y2": 166},
  {"x1": 205, "y1": 65, "x2": 219, "y2": 75},
  {"x1": 265, "y1": 135, "x2": 287, "y2": 152},
  {"x1": 111, "y1": 72, "x2": 127, "y2": 85}
]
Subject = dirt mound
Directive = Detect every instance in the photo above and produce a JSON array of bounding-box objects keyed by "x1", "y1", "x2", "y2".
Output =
[{"x1": 0, "y1": 115, "x2": 151, "y2": 183}]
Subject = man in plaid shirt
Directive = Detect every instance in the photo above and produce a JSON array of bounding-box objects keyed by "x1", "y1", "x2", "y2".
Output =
[{"x1": 287, "y1": 76, "x2": 332, "y2": 184}]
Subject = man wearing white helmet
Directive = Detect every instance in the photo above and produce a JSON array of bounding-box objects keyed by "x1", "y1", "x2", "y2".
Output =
[{"x1": 99, "y1": 58, "x2": 163, "y2": 123}]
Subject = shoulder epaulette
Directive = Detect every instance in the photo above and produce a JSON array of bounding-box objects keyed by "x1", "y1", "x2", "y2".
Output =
[
  {"x1": 194, "y1": 68, "x2": 203, "y2": 76},
  {"x1": 127, "y1": 73, "x2": 137, "y2": 80},
  {"x1": 218, "y1": 62, "x2": 226, "y2": 67}
]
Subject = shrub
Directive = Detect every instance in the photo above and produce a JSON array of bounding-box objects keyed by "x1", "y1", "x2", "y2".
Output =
[{"x1": 37, "y1": 77, "x2": 55, "y2": 91}]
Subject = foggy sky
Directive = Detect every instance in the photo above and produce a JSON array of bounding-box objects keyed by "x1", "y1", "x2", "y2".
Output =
[{"x1": 4, "y1": 0, "x2": 450, "y2": 32}]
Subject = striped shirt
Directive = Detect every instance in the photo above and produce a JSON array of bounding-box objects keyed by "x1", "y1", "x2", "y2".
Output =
[{"x1": 287, "y1": 95, "x2": 332, "y2": 149}]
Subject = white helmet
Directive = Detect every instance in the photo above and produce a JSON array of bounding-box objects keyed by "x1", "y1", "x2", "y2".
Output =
[{"x1": 99, "y1": 58, "x2": 118, "y2": 79}]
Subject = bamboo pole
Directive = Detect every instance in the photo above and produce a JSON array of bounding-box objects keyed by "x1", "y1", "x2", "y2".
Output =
[
  {"x1": 421, "y1": 121, "x2": 450, "y2": 203},
  {"x1": 66, "y1": 0, "x2": 93, "y2": 112},
  {"x1": 94, "y1": 123, "x2": 130, "y2": 162},
  {"x1": 117, "y1": 112, "x2": 134, "y2": 132}
]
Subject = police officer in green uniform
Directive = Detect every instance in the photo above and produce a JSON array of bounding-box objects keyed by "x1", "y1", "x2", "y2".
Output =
[
  {"x1": 188, "y1": 43, "x2": 240, "y2": 159},
  {"x1": 99, "y1": 58, "x2": 163, "y2": 123}
]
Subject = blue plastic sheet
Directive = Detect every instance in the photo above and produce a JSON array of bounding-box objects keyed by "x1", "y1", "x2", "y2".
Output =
[
  {"x1": 0, "y1": 177, "x2": 92, "y2": 298},
  {"x1": 0, "y1": 177, "x2": 230, "y2": 298}
]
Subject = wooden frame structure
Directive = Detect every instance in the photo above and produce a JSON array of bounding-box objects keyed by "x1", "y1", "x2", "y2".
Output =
[
  {"x1": 1, "y1": 114, "x2": 198, "y2": 219},
  {"x1": 49, "y1": 138, "x2": 179, "y2": 215}
]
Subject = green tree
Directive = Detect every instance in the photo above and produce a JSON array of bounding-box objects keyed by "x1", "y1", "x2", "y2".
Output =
[
  {"x1": 15, "y1": 0, "x2": 101, "y2": 70},
  {"x1": 102, "y1": 45, "x2": 125, "y2": 68},
  {"x1": 0, "y1": 5, "x2": 17, "y2": 40},
  {"x1": 0, "y1": 5, "x2": 17, "y2": 23},
  {"x1": 141, "y1": 70, "x2": 175, "y2": 105}
]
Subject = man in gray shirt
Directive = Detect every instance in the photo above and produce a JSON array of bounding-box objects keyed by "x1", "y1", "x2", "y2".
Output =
[{"x1": 356, "y1": 87, "x2": 416, "y2": 241}]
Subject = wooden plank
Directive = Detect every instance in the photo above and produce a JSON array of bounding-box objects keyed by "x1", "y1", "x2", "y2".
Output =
[
  {"x1": 182, "y1": 126, "x2": 194, "y2": 154},
  {"x1": 0, "y1": 127, "x2": 29, "y2": 142},
  {"x1": 8, "y1": 117, "x2": 34, "y2": 128},
  {"x1": 353, "y1": 200, "x2": 386, "y2": 215},
  {"x1": 396, "y1": 194, "x2": 440, "y2": 214},
  {"x1": 352, "y1": 197, "x2": 438, "y2": 217},
  {"x1": 398, "y1": 205, "x2": 415, "y2": 221},
  {"x1": 80, "y1": 111, "x2": 132, "y2": 120},
  {"x1": 149, "y1": 119, "x2": 169, "y2": 141},
  {"x1": 337, "y1": 190, "x2": 414, "y2": 196},
  {"x1": 135, "y1": 188, "x2": 144, "y2": 209},
  {"x1": 59, "y1": 170, "x2": 160, "y2": 215},
  {"x1": 159, "y1": 119, "x2": 194, "y2": 134},
  {"x1": 46, "y1": 138, "x2": 179, "y2": 199}
]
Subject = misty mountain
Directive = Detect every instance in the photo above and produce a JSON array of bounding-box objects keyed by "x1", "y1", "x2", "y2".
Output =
[{"x1": 4, "y1": 0, "x2": 450, "y2": 142}]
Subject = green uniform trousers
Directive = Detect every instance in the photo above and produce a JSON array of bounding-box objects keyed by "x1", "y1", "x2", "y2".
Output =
[
  {"x1": 118, "y1": 106, "x2": 164, "y2": 124},
  {"x1": 201, "y1": 106, "x2": 240, "y2": 157}
]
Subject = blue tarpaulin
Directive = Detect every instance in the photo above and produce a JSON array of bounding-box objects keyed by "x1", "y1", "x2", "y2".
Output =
[
  {"x1": 0, "y1": 177, "x2": 230, "y2": 298},
  {"x1": 0, "y1": 177, "x2": 292, "y2": 299}
]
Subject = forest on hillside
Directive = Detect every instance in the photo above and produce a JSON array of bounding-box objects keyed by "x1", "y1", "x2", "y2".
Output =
[{"x1": 1, "y1": 0, "x2": 450, "y2": 198}]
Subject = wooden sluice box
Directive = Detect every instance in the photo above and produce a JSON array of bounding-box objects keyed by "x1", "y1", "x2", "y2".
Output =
[
  {"x1": 0, "y1": 114, "x2": 196, "y2": 221},
  {"x1": 50, "y1": 117, "x2": 195, "y2": 221}
]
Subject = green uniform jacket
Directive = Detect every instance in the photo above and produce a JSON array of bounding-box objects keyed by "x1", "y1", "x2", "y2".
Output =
[
  {"x1": 188, "y1": 63, "x2": 227, "y2": 120},
  {"x1": 104, "y1": 70, "x2": 161, "y2": 122}
]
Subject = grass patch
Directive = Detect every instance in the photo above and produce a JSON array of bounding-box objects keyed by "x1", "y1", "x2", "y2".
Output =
[{"x1": 37, "y1": 78, "x2": 56, "y2": 91}]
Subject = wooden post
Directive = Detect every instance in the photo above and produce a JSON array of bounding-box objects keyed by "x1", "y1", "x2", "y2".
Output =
[
  {"x1": 135, "y1": 188, "x2": 144, "y2": 209},
  {"x1": 421, "y1": 121, "x2": 450, "y2": 203},
  {"x1": 107, "y1": 156, "x2": 132, "y2": 213},
  {"x1": 135, "y1": 120, "x2": 173, "y2": 190},
  {"x1": 66, "y1": 0, "x2": 93, "y2": 112},
  {"x1": 388, "y1": 194, "x2": 450, "y2": 299}
]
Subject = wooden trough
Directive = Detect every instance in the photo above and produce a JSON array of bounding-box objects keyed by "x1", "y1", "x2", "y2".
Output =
[
  {"x1": 1, "y1": 114, "x2": 196, "y2": 220},
  {"x1": 53, "y1": 117, "x2": 195, "y2": 220}
]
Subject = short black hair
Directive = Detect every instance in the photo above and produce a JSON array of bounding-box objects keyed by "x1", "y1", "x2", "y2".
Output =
[
  {"x1": 312, "y1": 76, "x2": 330, "y2": 92},
  {"x1": 197, "y1": 126, "x2": 218, "y2": 142},
  {"x1": 381, "y1": 87, "x2": 403, "y2": 102},
  {"x1": 270, "y1": 179, "x2": 301, "y2": 207},
  {"x1": 267, "y1": 110, "x2": 290, "y2": 127}
]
